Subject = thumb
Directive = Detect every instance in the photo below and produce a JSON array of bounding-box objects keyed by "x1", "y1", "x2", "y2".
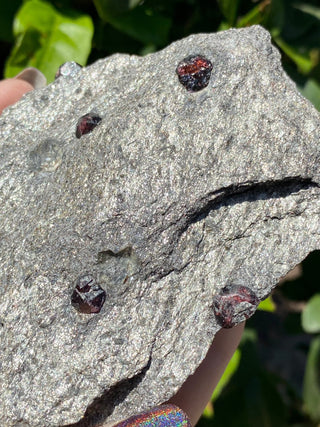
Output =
[{"x1": 0, "y1": 68, "x2": 46, "y2": 114}]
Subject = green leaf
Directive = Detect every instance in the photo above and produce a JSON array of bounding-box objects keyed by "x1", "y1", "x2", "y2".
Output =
[
  {"x1": 257, "y1": 296, "x2": 276, "y2": 313},
  {"x1": 243, "y1": 374, "x2": 288, "y2": 427},
  {"x1": 302, "y1": 294, "x2": 320, "y2": 333},
  {"x1": 303, "y1": 336, "x2": 320, "y2": 422},
  {"x1": 139, "y1": 44, "x2": 157, "y2": 56},
  {"x1": 202, "y1": 402, "x2": 214, "y2": 419},
  {"x1": 94, "y1": 3, "x2": 171, "y2": 46},
  {"x1": 217, "y1": 0, "x2": 239, "y2": 26},
  {"x1": 93, "y1": 0, "x2": 141, "y2": 21},
  {"x1": 218, "y1": 21, "x2": 231, "y2": 31},
  {"x1": 5, "y1": 0, "x2": 93, "y2": 82},
  {"x1": 297, "y1": 79, "x2": 320, "y2": 111},
  {"x1": 237, "y1": 2, "x2": 269, "y2": 28},
  {"x1": 211, "y1": 348, "x2": 241, "y2": 402},
  {"x1": 265, "y1": 0, "x2": 285, "y2": 34},
  {"x1": 213, "y1": 328, "x2": 288, "y2": 427},
  {"x1": 273, "y1": 36, "x2": 314, "y2": 74},
  {"x1": 293, "y1": 3, "x2": 320, "y2": 20},
  {"x1": 236, "y1": 0, "x2": 284, "y2": 31}
]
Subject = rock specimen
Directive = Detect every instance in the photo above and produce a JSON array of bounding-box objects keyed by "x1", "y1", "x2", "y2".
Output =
[{"x1": 0, "y1": 25, "x2": 319, "y2": 427}]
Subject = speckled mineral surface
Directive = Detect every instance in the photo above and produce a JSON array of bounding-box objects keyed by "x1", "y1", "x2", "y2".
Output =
[{"x1": 0, "y1": 25, "x2": 319, "y2": 427}]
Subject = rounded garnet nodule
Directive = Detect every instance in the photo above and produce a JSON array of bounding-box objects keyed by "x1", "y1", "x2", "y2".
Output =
[
  {"x1": 75, "y1": 114, "x2": 102, "y2": 139},
  {"x1": 176, "y1": 55, "x2": 213, "y2": 92},
  {"x1": 213, "y1": 284, "x2": 259, "y2": 329},
  {"x1": 71, "y1": 274, "x2": 106, "y2": 314}
]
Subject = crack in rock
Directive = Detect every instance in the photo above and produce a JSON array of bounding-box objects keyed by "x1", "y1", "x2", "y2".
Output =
[
  {"x1": 182, "y1": 176, "x2": 318, "y2": 236},
  {"x1": 66, "y1": 356, "x2": 152, "y2": 427}
]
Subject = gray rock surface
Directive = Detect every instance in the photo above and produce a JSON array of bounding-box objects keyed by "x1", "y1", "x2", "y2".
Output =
[{"x1": 0, "y1": 25, "x2": 319, "y2": 426}]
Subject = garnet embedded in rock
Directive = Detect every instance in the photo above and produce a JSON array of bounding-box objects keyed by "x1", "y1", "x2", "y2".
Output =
[
  {"x1": 176, "y1": 55, "x2": 213, "y2": 92},
  {"x1": 213, "y1": 284, "x2": 259, "y2": 328},
  {"x1": 75, "y1": 113, "x2": 102, "y2": 138},
  {"x1": 71, "y1": 274, "x2": 106, "y2": 314}
]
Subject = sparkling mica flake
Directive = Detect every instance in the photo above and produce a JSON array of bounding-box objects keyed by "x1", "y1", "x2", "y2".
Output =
[
  {"x1": 213, "y1": 284, "x2": 259, "y2": 328},
  {"x1": 75, "y1": 114, "x2": 102, "y2": 139},
  {"x1": 176, "y1": 55, "x2": 213, "y2": 92},
  {"x1": 71, "y1": 274, "x2": 106, "y2": 314},
  {"x1": 114, "y1": 404, "x2": 192, "y2": 427}
]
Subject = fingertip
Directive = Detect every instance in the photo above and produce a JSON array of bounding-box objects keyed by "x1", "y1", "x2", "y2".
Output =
[
  {"x1": 168, "y1": 322, "x2": 245, "y2": 425},
  {"x1": 0, "y1": 78, "x2": 34, "y2": 114}
]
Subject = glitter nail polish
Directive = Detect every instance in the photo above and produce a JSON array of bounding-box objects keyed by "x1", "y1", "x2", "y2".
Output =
[{"x1": 114, "y1": 404, "x2": 192, "y2": 427}]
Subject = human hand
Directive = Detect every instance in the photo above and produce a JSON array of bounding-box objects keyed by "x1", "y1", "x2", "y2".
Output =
[
  {"x1": 0, "y1": 68, "x2": 46, "y2": 114},
  {"x1": 0, "y1": 72, "x2": 244, "y2": 427}
]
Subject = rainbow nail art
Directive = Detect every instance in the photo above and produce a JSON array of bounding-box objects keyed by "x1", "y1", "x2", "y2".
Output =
[{"x1": 114, "y1": 404, "x2": 192, "y2": 427}]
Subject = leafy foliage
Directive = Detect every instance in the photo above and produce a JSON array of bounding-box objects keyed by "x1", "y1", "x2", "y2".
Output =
[
  {"x1": 93, "y1": 0, "x2": 171, "y2": 46},
  {"x1": 257, "y1": 296, "x2": 276, "y2": 313},
  {"x1": 210, "y1": 329, "x2": 289, "y2": 427},
  {"x1": 303, "y1": 336, "x2": 320, "y2": 422},
  {"x1": 302, "y1": 294, "x2": 320, "y2": 333},
  {"x1": 4, "y1": 0, "x2": 93, "y2": 81},
  {"x1": 0, "y1": 0, "x2": 319, "y2": 425}
]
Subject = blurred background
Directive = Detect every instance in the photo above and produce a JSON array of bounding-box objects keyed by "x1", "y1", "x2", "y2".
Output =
[{"x1": 0, "y1": 0, "x2": 319, "y2": 425}]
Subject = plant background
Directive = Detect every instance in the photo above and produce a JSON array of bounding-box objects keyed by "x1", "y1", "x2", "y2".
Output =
[{"x1": 0, "y1": 0, "x2": 319, "y2": 425}]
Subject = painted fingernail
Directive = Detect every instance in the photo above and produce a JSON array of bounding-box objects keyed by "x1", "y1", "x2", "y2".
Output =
[
  {"x1": 114, "y1": 404, "x2": 192, "y2": 427},
  {"x1": 14, "y1": 67, "x2": 47, "y2": 89}
]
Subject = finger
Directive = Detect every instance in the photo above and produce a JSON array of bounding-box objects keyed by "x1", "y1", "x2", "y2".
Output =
[
  {"x1": 168, "y1": 322, "x2": 245, "y2": 425},
  {"x1": 0, "y1": 68, "x2": 46, "y2": 114}
]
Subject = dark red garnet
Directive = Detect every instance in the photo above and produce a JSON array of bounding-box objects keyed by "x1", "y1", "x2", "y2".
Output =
[
  {"x1": 71, "y1": 274, "x2": 106, "y2": 314},
  {"x1": 75, "y1": 114, "x2": 102, "y2": 139},
  {"x1": 213, "y1": 284, "x2": 259, "y2": 329},
  {"x1": 176, "y1": 55, "x2": 213, "y2": 92}
]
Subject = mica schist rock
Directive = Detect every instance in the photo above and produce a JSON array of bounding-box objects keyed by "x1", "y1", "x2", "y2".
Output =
[{"x1": 0, "y1": 25, "x2": 319, "y2": 427}]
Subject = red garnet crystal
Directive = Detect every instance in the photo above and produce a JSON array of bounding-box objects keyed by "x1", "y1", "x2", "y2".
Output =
[
  {"x1": 213, "y1": 284, "x2": 259, "y2": 328},
  {"x1": 176, "y1": 55, "x2": 213, "y2": 92},
  {"x1": 75, "y1": 114, "x2": 102, "y2": 139},
  {"x1": 71, "y1": 274, "x2": 106, "y2": 314}
]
